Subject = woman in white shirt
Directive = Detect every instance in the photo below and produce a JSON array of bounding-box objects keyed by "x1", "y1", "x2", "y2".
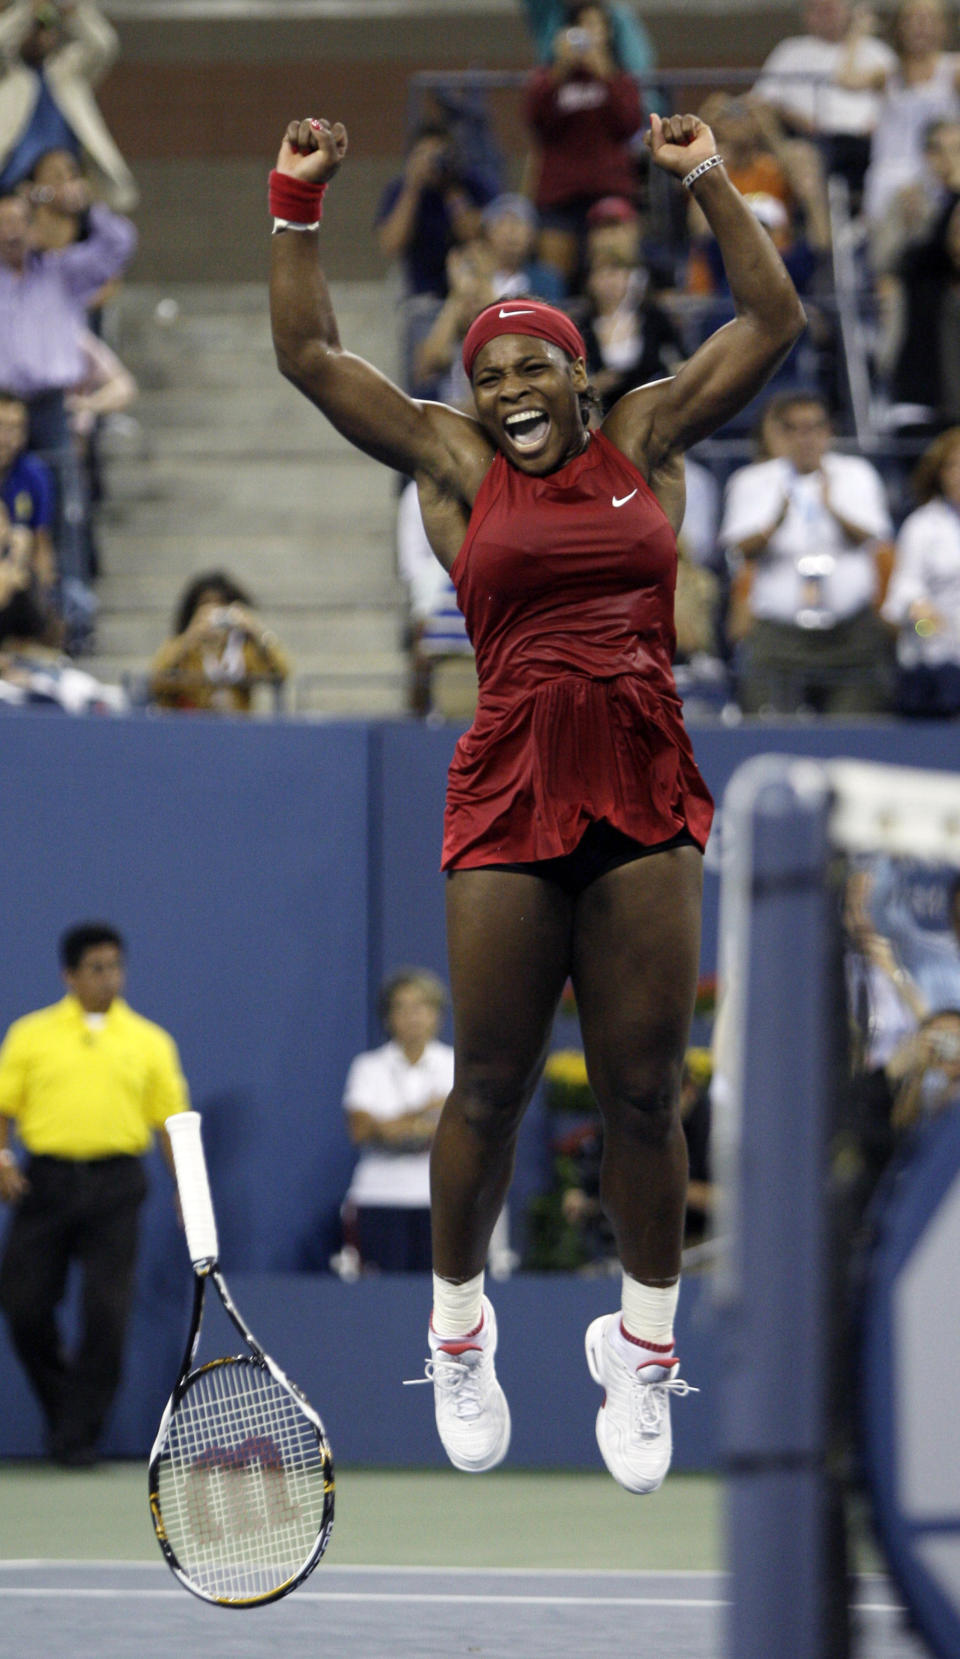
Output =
[
  {"x1": 882, "y1": 425, "x2": 960, "y2": 713},
  {"x1": 839, "y1": 0, "x2": 960, "y2": 225},
  {"x1": 341, "y1": 968, "x2": 454, "y2": 1271}
]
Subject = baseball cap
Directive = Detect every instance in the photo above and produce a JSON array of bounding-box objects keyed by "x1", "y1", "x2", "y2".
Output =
[{"x1": 586, "y1": 196, "x2": 639, "y2": 228}]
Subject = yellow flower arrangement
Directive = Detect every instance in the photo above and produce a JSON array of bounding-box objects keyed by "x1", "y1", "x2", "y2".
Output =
[
  {"x1": 542, "y1": 1045, "x2": 713, "y2": 1113},
  {"x1": 543, "y1": 1048, "x2": 595, "y2": 1114}
]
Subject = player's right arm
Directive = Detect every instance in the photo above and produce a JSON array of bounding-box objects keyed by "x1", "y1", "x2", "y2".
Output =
[{"x1": 270, "y1": 119, "x2": 490, "y2": 501}]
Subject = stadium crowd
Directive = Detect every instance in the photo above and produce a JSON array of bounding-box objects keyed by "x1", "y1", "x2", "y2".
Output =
[{"x1": 386, "y1": 0, "x2": 960, "y2": 723}]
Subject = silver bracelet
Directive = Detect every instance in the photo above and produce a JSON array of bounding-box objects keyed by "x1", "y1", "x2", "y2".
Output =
[
  {"x1": 272, "y1": 217, "x2": 320, "y2": 235},
  {"x1": 681, "y1": 154, "x2": 725, "y2": 192}
]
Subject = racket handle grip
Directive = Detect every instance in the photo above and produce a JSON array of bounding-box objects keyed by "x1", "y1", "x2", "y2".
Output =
[{"x1": 166, "y1": 1111, "x2": 219, "y2": 1269}]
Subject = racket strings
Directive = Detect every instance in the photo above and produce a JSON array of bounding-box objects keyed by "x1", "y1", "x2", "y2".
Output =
[{"x1": 155, "y1": 1359, "x2": 332, "y2": 1602}]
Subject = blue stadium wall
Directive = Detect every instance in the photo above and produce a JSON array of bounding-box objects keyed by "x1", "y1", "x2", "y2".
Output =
[{"x1": 0, "y1": 712, "x2": 956, "y2": 1467}]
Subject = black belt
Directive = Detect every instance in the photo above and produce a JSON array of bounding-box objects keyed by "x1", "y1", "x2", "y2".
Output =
[{"x1": 27, "y1": 1152, "x2": 142, "y2": 1168}]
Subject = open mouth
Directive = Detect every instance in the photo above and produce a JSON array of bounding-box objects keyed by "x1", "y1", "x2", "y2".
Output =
[{"x1": 502, "y1": 409, "x2": 550, "y2": 452}]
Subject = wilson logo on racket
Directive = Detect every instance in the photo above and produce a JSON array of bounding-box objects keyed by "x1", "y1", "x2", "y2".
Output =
[{"x1": 148, "y1": 1112, "x2": 335, "y2": 1608}]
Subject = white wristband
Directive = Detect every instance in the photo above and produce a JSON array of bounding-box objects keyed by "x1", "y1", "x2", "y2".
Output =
[
  {"x1": 681, "y1": 154, "x2": 725, "y2": 192},
  {"x1": 272, "y1": 217, "x2": 320, "y2": 234}
]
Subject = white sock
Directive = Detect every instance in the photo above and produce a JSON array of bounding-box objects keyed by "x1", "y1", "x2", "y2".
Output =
[
  {"x1": 431, "y1": 1271, "x2": 485, "y2": 1339},
  {"x1": 620, "y1": 1273, "x2": 679, "y2": 1350}
]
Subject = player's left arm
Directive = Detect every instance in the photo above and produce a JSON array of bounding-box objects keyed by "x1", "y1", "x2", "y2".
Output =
[{"x1": 603, "y1": 114, "x2": 806, "y2": 473}]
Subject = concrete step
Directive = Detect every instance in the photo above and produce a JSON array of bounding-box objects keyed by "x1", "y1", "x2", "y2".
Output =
[
  {"x1": 93, "y1": 605, "x2": 403, "y2": 661},
  {"x1": 98, "y1": 454, "x2": 395, "y2": 530},
  {"x1": 89, "y1": 279, "x2": 412, "y2": 717},
  {"x1": 94, "y1": 556, "x2": 402, "y2": 611}
]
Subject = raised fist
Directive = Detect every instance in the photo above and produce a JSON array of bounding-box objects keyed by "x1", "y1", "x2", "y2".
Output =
[
  {"x1": 644, "y1": 114, "x2": 718, "y2": 180},
  {"x1": 275, "y1": 119, "x2": 348, "y2": 184}
]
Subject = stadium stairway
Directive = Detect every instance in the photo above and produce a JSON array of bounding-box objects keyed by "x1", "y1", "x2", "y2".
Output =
[{"x1": 87, "y1": 281, "x2": 410, "y2": 716}]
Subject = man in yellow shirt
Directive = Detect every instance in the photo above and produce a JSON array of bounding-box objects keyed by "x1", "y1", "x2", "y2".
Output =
[{"x1": 0, "y1": 921, "x2": 189, "y2": 1465}]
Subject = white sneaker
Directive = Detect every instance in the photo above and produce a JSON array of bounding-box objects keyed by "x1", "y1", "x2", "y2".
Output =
[
  {"x1": 585, "y1": 1313, "x2": 697, "y2": 1494},
  {"x1": 409, "y1": 1295, "x2": 511, "y2": 1473}
]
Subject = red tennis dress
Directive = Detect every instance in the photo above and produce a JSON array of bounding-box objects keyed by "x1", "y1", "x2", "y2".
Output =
[{"x1": 441, "y1": 430, "x2": 715, "y2": 870}]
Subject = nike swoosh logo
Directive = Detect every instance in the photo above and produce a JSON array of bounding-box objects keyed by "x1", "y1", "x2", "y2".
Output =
[
  {"x1": 498, "y1": 307, "x2": 536, "y2": 318},
  {"x1": 612, "y1": 491, "x2": 638, "y2": 508}
]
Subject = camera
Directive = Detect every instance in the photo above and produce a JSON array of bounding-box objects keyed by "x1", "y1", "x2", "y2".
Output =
[{"x1": 565, "y1": 27, "x2": 592, "y2": 49}]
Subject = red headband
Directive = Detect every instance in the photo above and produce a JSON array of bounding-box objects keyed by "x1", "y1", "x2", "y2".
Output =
[{"x1": 462, "y1": 300, "x2": 586, "y2": 380}]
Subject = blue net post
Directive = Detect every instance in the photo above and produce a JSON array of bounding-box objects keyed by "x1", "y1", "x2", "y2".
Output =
[{"x1": 717, "y1": 756, "x2": 849, "y2": 1659}]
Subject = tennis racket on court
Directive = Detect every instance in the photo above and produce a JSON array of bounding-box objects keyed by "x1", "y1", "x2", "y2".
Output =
[{"x1": 148, "y1": 1111, "x2": 334, "y2": 1607}]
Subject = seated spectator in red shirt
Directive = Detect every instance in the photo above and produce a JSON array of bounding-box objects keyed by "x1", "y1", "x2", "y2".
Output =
[{"x1": 524, "y1": 1, "x2": 643, "y2": 287}]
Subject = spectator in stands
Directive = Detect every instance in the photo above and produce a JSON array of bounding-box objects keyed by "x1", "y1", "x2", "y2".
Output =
[
  {"x1": 580, "y1": 250, "x2": 684, "y2": 415},
  {"x1": 341, "y1": 969, "x2": 454, "y2": 1273},
  {"x1": 881, "y1": 427, "x2": 960, "y2": 714},
  {"x1": 871, "y1": 115, "x2": 960, "y2": 276},
  {"x1": 412, "y1": 199, "x2": 564, "y2": 400},
  {"x1": 845, "y1": 862, "x2": 930, "y2": 1192},
  {"x1": 585, "y1": 193, "x2": 678, "y2": 290},
  {"x1": 887, "y1": 187, "x2": 960, "y2": 434},
  {"x1": 148, "y1": 571, "x2": 290, "y2": 714},
  {"x1": 871, "y1": 116, "x2": 960, "y2": 387},
  {"x1": 376, "y1": 118, "x2": 492, "y2": 302},
  {"x1": 846, "y1": 862, "x2": 926, "y2": 1073},
  {"x1": 0, "y1": 500, "x2": 46, "y2": 637},
  {"x1": 524, "y1": 2, "x2": 643, "y2": 287},
  {"x1": 720, "y1": 389, "x2": 894, "y2": 714},
  {"x1": 672, "y1": 532, "x2": 726, "y2": 713},
  {"x1": 686, "y1": 95, "x2": 830, "y2": 298},
  {"x1": 65, "y1": 324, "x2": 135, "y2": 580},
  {"x1": 0, "y1": 184, "x2": 134, "y2": 634},
  {"x1": 752, "y1": 0, "x2": 897, "y2": 203},
  {"x1": 25, "y1": 144, "x2": 90, "y2": 245},
  {"x1": 685, "y1": 100, "x2": 832, "y2": 420},
  {"x1": 672, "y1": 461, "x2": 728, "y2": 713},
  {"x1": 520, "y1": 0, "x2": 656, "y2": 80},
  {"x1": 397, "y1": 476, "x2": 475, "y2": 718},
  {"x1": 0, "y1": 389, "x2": 56, "y2": 613},
  {"x1": 869, "y1": 858, "x2": 960, "y2": 1013},
  {"x1": 585, "y1": 193, "x2": 642, "y2": 269},
  {"x1": 724, "y1": 399, "x2": 792, "y2": 644},
  {"x1": 412, "y1": 235, "x2": 495, "y2": 404},
  {"x1": 888, "y1": 1007, "x2": 960, "y2": 1128},
  {"x1": 25, "y1": 148, "x2": 124, "y2": 313},
  {"x1": 840, "y1": 0, "x2": 960, "y2": 228},
  {"x1": 66, "y1": 325, "x2": 135, "y2": 453},
  {"x1": 0, "y1": 589, "x2": 126, "y2": 710},
  {"x1": 0, "y1": 1, "x2": 136, "y2": 210},
  {"x1": 483, "y1": 192, "x2": 564, "y2": 303}
]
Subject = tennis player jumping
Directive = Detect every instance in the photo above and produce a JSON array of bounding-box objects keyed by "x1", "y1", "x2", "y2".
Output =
[{"x1": 269, "y1": 110, "x2": 804, "y2": 1492}]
